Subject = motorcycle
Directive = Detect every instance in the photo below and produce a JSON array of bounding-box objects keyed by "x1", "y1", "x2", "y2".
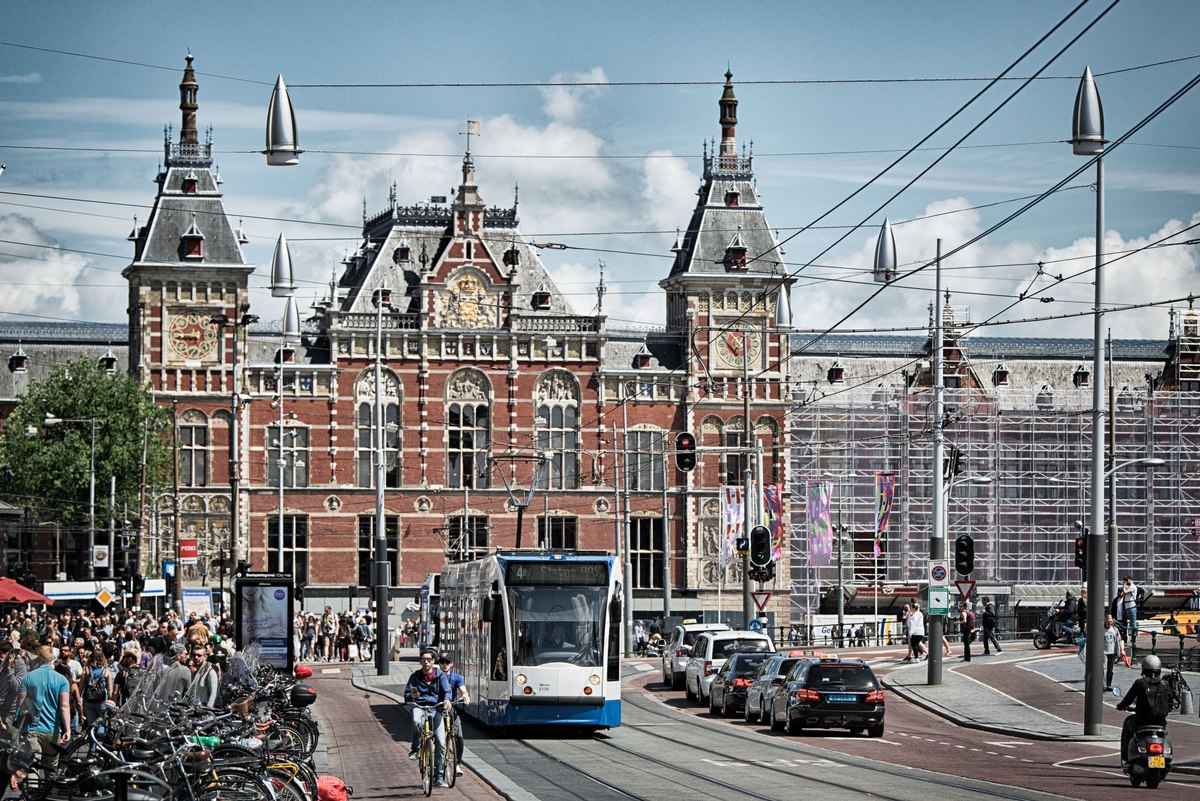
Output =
[{"x1": 1032, "y1": 601, "x2": 1080, "y2": 649}]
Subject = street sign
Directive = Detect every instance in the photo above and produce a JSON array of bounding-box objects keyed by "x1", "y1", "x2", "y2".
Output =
[
  {"x1": 929, "y1": 559, "x2": 950, "y2": 587},
  {"x1": 748, "y1": 619, "x2": 764, "y2": 632},
  {"x1": 929, "y1": 587, "x2": 950, "y2": 615},
  {"x1": 95, "y1": 587, "x2": 114, "y2": 607},
  {"x1": 955, "y1": 580, "x2": 977, "y2": 600},
  {"x1": 751, "y1": 591, "x2": 772, "y2": 613}
]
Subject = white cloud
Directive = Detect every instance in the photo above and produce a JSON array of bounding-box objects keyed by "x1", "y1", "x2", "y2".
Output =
[
  {"x1": 538, "y1": 67, "x2": 608, "y2": 123},
  {"x1": 0, "y1": 72, "x2": 40, "y2": 85},
  {"x1": 0, "y1": 213, "x2": 90, "y2": 320}
]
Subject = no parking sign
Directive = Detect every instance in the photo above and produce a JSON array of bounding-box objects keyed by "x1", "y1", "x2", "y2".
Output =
[{"x1": 929, "y1": 559, "x2": 949, "y2": 587}]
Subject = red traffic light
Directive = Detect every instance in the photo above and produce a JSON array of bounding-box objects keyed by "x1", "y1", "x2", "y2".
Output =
[{"x1": 674, "y1": 431, "x2": 696, "y2": 471}]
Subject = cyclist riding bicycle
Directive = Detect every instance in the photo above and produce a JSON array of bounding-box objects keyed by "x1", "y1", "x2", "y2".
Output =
[
  {"x1": 404, "y1": 647, "x2": 452, "y2": 788},
  {"x1": 437, "y1": 652, "x2": 470, "y2": 777}
]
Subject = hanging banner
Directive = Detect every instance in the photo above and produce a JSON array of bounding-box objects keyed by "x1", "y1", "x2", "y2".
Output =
[
  {"x1": 719, "y1": 485, "x2": 744, "y2": 568},
  {"x1": 874, "y1": 472, "x2": 896, "y2": 558},
  {"x1": 763, "y1": 483, "x2": 785, "y2": 562},
  {"x1": 807, "y1": 479, "x2": 833, "y2": 567}
]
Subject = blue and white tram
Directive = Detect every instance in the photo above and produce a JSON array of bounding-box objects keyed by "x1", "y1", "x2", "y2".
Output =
[{"x1": 438, "y1": 550, "x2": 622, "y2": 729}]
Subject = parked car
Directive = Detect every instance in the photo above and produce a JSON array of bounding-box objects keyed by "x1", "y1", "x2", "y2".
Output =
[
  {"x1": 662, "y1": 621, "x2": 730, "y2": 690},
  {"x1": 768, "y1": 655, "x2": 885, "y2": 737},
  {"x1": 708, "y1": 651, "x2": 772, "y2": 717},
  {"x1": 743, "y1": 653, "x2": 806, "y2": 724},
  {"x1": 685, "y1": 630, "x2": 775, "y2": 705}
]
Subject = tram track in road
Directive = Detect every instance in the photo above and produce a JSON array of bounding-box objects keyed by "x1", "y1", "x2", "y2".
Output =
[{"x1": 500, "y1": 676, "x2": 1071, "y2": 801}]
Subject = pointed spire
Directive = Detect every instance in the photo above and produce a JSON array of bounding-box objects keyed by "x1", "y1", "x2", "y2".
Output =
[
  {"x1": 270, "y1": 234, "x2": 296, "y2": 297},
  {"x1": 179, "y1": 53, "x2": 199, "y2": 146},
  {"x1": 718, "y1": 69, "x2": 738, "y2": 163},
  {"x1": 265, "y1": 75, "x2": 302, "y2": 166}
]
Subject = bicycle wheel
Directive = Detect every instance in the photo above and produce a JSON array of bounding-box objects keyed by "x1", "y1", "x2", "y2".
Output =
[
  {"x1": 443, "y1": 733, "x2": 457, "y2": 789},
  {"x1": 268, "y1": 770, "x2": 310, "y2": 801},
  {"x1": 419, "y1": 736, "x2": 434, "y2": 797},
  {"x1": 197, "y1": 766, "x2": 277, "y2": 801}
]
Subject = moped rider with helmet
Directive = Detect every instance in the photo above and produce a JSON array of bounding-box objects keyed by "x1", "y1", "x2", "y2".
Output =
[{"x1": 1116, "y1": 654, "x2": 1170, "y2": 770}]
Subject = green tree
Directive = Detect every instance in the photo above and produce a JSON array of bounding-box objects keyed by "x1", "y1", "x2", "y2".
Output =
[{"x1": 0, "y1": 358, "x2": 172, "y2": 531}]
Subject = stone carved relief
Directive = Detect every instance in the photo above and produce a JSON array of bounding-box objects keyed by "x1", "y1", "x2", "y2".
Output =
[
  {"x1": 442, "y1": 273, "x2": 492, "y2": 328},
  {"x1": 700, "y1": 519, "x2": 720, "y2": 556},
  {"x1": 209, "y1": 496, "x2": 230, "y2": 513},
  {"x1": 446, "y1": 370, "x2": 488, "y2": 401},
  {"x1": 415, "y1": 496, "x2": 432, "y2": 513},
  {"x1": 702, "y1": 498, "x2": 720, "y2": 517},
  {"x1": 181, "y1": 495, "x2": 206, "y2": 514},
  {"x1": 354, "y1": 370, "x2": 400, "y2": 403},
  {"x1": 595, "y1": 498, "x2": 610, "y2": 514},
  {"x1": 325, "y1": 496, "x2": 342, "y2": 513},
  {"x1": 701, "y1": 418, "x2": 721, "y2": 435},
  {"x1": 179, "y1": 408, "x2": 207, "y2": 425},
  {"x1": 535, "y1": 371, "x2": 579, "y2": 404}
]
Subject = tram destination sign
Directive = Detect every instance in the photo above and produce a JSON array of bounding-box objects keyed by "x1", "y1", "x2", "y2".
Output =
[{"x1": 507, "y1": 560, "x2": 609, "y2": 586}]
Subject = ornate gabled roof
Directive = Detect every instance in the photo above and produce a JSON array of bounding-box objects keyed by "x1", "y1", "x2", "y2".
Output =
[{"x1": 664, "y1": 72, "x2": 784, "y2": 281}]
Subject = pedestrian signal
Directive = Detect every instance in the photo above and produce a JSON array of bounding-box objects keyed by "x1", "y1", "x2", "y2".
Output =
[
  {"x1": 674, "y1": 431, "x2": 696, "y2": 472},
  {"x1": 1073, "y1": 535, "x2": 1087, "y2": 569},
  {"x1": 749, "y1": 525, "x2": 772, "y2": 568}
]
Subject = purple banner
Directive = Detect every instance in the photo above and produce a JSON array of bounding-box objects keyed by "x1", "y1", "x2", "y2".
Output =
[
  {"x1": 807, "y1": 480, "x2": 833, "y2": 567},
  {"x1": 764, "y1": 483, "x2": 784, "y2": 562},
  {"x1": 874, "y1": 472, "x2": 896, "y2": 558}
]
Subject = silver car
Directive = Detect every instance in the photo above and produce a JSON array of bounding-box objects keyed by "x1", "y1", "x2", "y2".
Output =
[
  {"x1": 662, "y1": 622, "x2": 729, "y2": 690},
  {"x1": 684, "y1": 630, "x2": 775, "y2": 705}
]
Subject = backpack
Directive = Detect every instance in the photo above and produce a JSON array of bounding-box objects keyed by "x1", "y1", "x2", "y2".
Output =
[
  {"x1": 1136, "y1": 586, "x2": 1150, "y2": 606},
  {"x1": 1142, "y1": 677, "x2": 1173, "y2": 717},
  {"x1": 316, "y1": 775, "x2": 352, "y2": 801},
  {"x1": 83, "y1": 669, "x2": 107, "y2": 702}
]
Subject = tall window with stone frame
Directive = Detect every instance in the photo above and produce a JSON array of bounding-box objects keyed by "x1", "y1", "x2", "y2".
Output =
[
  {"x1": 267, "y1": 426, "x2": 309, "y2": 488},
  {"x1": 448, "y1": 402, "x2": 490, "y2": 489},
  {"x1": 628, "y1": 517, "x2": 665, "y2": 589},
  {"x1": 447, "y1": 515, "x2": 489, "y2": 562},
  {"x1": 535, "y1": 404, "x2": 579, "y2": 489},
  {"x1": 179, "y1": 413, "x2": 208, "y2": 487},
  {"x1": 724, "y1": 429, "x2": 748, "y2": 486},
  {"x1": 357, "y1": 515, "x2": 400, "y2": 587},
  {"x1": 266, "y1": 515, "x2": 309, "y2": 579},
  {"x1": 626, "y1": 429, "x2": 664, "y2": 491},
  {"x1": 356, "y1": 401, "x2": 400, "y2": 488},
  {"x1": 537, "y1": 515, "x2": 578, "y2": 550}
]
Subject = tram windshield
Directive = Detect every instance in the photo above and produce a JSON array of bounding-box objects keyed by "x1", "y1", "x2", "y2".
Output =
[{"x1": 506, "y1": 562, "x2": 610, "y2": 667}]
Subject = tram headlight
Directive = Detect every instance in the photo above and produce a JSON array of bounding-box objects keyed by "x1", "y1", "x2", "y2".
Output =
[
  {"x1": 588, "y1": 674, "x2": 600, "y2": 686},
  {"x1": 515, "y1": 674, "x2": 527, "y2": 686}
]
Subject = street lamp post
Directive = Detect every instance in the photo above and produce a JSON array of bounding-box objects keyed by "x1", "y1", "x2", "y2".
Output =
[
  {"x1": 211, "y1": 311, "x2": 258, "y2": 610},
  {"x1": 372, "y1": 287, "x2": 393, "y2": 677},
  {"x1": 1071, "y1": 65, "x2": 1107, "y2": 735},
  {"x1": 43, "y1": 415, "x2": 101, "y2": 580}
]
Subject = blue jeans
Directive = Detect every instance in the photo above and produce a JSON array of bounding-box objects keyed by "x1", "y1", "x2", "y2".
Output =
[
  {"x1": 1124, "y1": 608, "x2": 1138, "y2": 644},
  {"x1": 411, "y1": 705, "x2": 446, "y2": 781}
]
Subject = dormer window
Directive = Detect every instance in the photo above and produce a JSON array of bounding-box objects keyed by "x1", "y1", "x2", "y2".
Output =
[
  {"x1": 181, "y1": 215, "x2": 204, "y2": 260},
  {"x1": 1072, "y1": 363, "x2": 1090, "y2": 388},
  {"x1": 634, "y1": 344, "x2": 652, "y2": 369},
  {"x1": 724, "y1": 191, "x2": 740, "y2": 207},
  {"x1": 725, "y1": 230, "x2": 748, "y2": 269},
  {"x1": 827, "y1": 359, "x2": 845, "y2": 384},
  {"x1": 531, "y1": 284, "x2": 551, "y2": 310},
  {"x1": 99, "y1": 349, "x2": 118, "y2": 373},
  {"x1": 182, "y1": 170, "x2": 199, "y2": 194},
  {"x1": 276, "y1": 346, "x2": 296, "y2": 364},
  {"x1": 1036, "y1": 384, "x2": 1055, "y2": 411},
  {"x1": 393, "y1": 241, "x2": 411, "y2": 264},
  {"x1": 8, "y1": 347, "x2": 27, "y2": 373},
  {"x1": 992, "y1": 362, "x2": 1009, "y2": 387}
]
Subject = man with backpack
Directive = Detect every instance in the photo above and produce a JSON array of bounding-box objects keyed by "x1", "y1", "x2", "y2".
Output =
[
  {"x1": 957, "y1": 600, "x2": 977, "y2": 662},
  {"x1": 1116, "y1": 654, "x2": 1172, "y2": 770},
  {"x1": 980, "y1": 595, "x2": 1002, "y2": 655}
]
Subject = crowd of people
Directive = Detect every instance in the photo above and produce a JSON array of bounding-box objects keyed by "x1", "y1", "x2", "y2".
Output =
[{"x1": 0, "y1": 605, "x2": 243, "y2": 777}]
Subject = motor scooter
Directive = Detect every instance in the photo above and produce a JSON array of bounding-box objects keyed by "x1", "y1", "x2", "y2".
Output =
[
  {"x1": 1124, "y1": 721, "x2": 1172, "y2": 789},
  {"x1": 1032, "y1": 601, "x2": 1080, "y2": 649}
]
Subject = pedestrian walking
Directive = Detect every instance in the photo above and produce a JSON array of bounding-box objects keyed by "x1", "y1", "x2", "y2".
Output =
[
  {"x1": 904, "y1": 603, "x2": 926, "y2": 662},
  {"x1": 980, "y1": 595, "x2": 1002, "y2": 655},
  {"x1": 957, "y1": 601, "x2": 977, "y2": 662},
  {"x1": 1102, "y1": 615, "x2": 1125, "y2": 691}
]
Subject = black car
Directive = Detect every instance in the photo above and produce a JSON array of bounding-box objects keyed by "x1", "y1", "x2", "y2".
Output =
[
  {"x1": 768, "y1": 656, "x2": 885, "y2": 737},
  {"x1": 708, "y1": 651, "x2": 772, "y2": 717}
]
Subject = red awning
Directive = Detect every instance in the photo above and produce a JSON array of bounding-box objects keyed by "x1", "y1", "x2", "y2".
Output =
[{"x1": 0, "y1": 577, "x2": 54, "y2": 605}]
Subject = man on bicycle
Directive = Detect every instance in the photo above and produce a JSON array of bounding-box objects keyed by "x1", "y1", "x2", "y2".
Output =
[
  {"x1": 405, "y1": 648, "x2": 452, "y2": 787},
  {"x1": 437, "y1": 652, "x2": 470, "y2": 776}
]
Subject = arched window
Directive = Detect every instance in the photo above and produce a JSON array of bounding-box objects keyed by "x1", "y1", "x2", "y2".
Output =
[
  {"x1": 534, "y1": 371, "x2": 580, "y2": 490},
  {"x1": 355, "y1": 369, "x2": 401, "y2": 488},
  {"x1": 447, "y1": 369, "x2": 491, "y2": 489}
]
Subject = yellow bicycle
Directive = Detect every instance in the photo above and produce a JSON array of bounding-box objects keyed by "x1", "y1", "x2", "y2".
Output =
[{"x1": 414, "y1": 705, "x2": 442, "y2": 796}]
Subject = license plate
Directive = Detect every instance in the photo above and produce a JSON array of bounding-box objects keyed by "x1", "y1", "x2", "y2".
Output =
[
  {"x1": 827, "y1": 694, "x2": 857, "y2": 703},
  {"x1": 1149, "y1": 756, "x2": 1166, "y2": 768}
]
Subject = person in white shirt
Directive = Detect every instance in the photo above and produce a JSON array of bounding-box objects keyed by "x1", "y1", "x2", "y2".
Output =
[
  {"x1": 1119, "y1": 576, "x2": 1139, "y2": 645},
  {"x1": 905, "y1": 602, "x2": 926, "y2": 661}
]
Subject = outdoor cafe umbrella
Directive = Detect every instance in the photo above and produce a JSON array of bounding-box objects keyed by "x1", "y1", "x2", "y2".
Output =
[{"x1": 0, "y1": 576, "x2": 54, "y2": 605}]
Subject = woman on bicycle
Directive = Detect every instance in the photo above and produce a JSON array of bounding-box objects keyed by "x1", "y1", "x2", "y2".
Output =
[{"x1": 404, "y1": 648, "x2": 452, "y2": 788}]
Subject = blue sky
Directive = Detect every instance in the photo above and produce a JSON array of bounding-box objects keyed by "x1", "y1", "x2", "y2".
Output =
[{"x1": 1, "y1": 1, "x2": 1198, "y2": 342}]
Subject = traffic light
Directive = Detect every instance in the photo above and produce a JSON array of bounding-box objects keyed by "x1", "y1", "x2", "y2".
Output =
[
  {"x1": 954, "y1": 534, "x2": 975, "y2": 575},
  {"x1": 749, "y1": 525, "x2": 772, "y2": 568},
  {"x1": 132, "y1": 574, "x2": 145, "y2": 594},
  {"x1": 674, "y1": 431, "x2": 696, "y2": 472},
  {"x1": 1074, "y1": 533, "x2": 1087, "y2": 569}
]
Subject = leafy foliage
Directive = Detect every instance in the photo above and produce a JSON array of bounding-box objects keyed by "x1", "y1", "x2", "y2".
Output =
[{"x1": 0, "y1": 358, "x2": 172, "y2": 528}]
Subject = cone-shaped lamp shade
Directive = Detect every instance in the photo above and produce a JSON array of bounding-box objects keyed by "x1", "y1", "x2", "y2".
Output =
[
  {"x1": 1071, "y1": 66, "x2": 1105, "y2": 156},
  {"x1": 282, "y1": 295, "x2": 301, "y2": 340},
  {"x1": 269, "y1": 234, "x2": 296, "y2": 297},
  {"x1": 265, "y1": 75, "x2": 302, "y2": 166},
  {"x1": 774, "y1": 286, "x2": 792, "y2": 328},
  {"x1": 873, "y1": 218, "x2": 897, "y2": 283}
]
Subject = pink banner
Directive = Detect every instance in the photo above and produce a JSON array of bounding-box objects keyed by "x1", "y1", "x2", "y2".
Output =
[
  {"x1": 807, "y1": 480, "x2": 833, "y2": 567},
  {"x1": 764, "y1": 483, "x2": 784, "y2": 562},
  {"x1": 719, "y1": 485, "x2": 744, "y2": 569}
]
